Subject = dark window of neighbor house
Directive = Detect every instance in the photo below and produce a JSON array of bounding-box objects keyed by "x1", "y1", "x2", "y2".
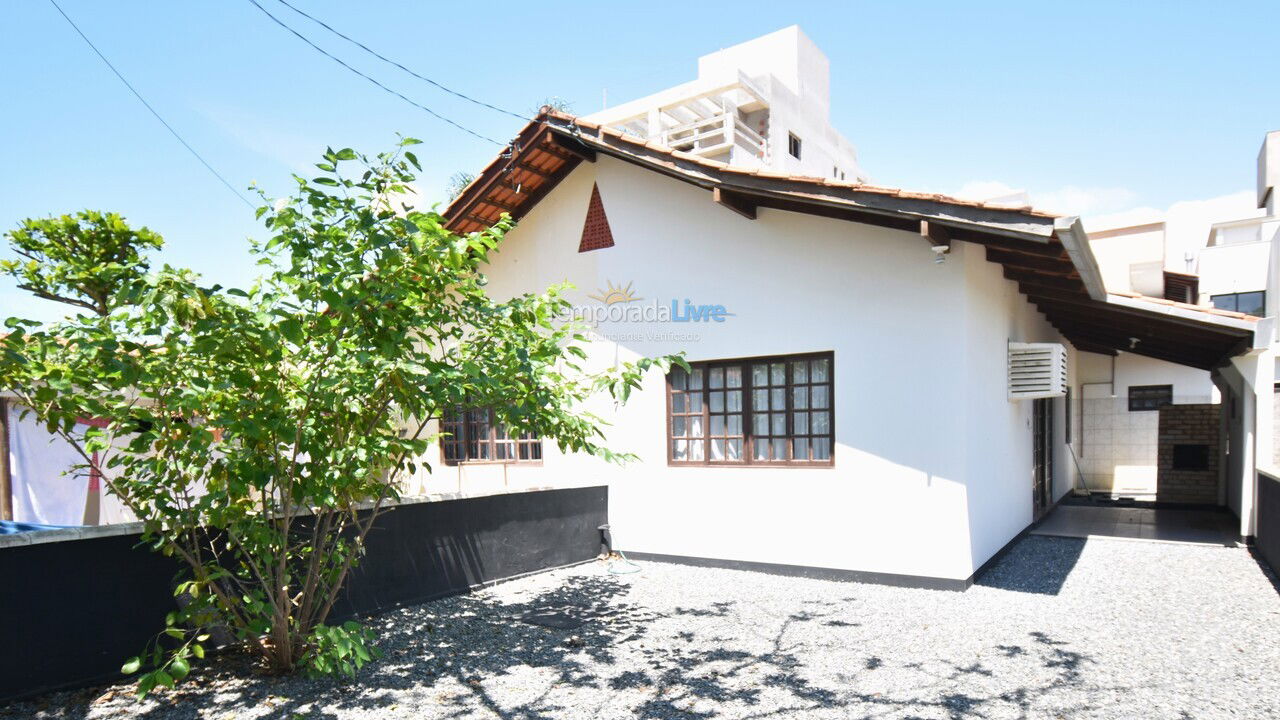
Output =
[
  {"x1": 1172, "y1": 444, "x2": 1210, "y2": 471},
  {"x1": 787, "y1": 132, "x2": 802, "y2": 159},
  {"x1": 1210, "y1": 290, "x2": 1265, "y2": 317},
  {"x1": 1128, "y1": 385, "x2": 1173, "y2": 412},
  {"x1": 441, "y1": 408, "x2": 542, "y2": 465},
  {"x1": 667, "y1": 352, "x2": 834, "y2": 466}
]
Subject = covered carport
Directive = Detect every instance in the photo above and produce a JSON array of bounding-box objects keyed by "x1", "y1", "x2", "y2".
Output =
[{"x1": 990, "y1": 229, "x2": 1269, "y2": 542}]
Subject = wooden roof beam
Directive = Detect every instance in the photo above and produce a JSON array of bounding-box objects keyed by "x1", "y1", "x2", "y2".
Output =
[
  {"x1": 714, "y1": 187, "x2": 757, "y2": 220},
  {"x1": 921, "y1": 220, "x2": 951, "y2": 252},
  {"x1": 986, "y1": 246, "x2": 1075, "y2": 275},
  {"x1": 548, "y1": 131, "x2": 597, "y2": 162}
]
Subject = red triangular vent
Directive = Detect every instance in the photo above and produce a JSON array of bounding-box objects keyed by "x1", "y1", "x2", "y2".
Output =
[{"x1": 578, "y1": 183, "x2": 615, "y2": 252}]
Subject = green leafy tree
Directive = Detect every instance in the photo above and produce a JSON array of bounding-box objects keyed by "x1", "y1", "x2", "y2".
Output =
[{"x1": 0, "y1": 139, "x2": 678, "y2": 696}]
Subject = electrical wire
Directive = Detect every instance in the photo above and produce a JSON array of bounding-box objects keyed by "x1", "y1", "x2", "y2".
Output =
[
  {"x1": 245, "y1": 0, "x2": 504, "y2": 146},
  {"x1": 267, "y1": 0, "x2": 530, "y2": 123},
  {"x1": 47, "y1": 0, "x2": 254, "y2": 208}
]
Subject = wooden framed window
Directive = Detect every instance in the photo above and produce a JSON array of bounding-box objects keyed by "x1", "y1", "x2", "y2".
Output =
[
  {"x1": 441, "y1": 408, "x2": 542, "y2": 465},
  {"x1": 1128, "y1": 385, "x2": 1172, "y2": 412},
  {"x1": 667, "y1": 352, "x2": 833, "y2": 467}
]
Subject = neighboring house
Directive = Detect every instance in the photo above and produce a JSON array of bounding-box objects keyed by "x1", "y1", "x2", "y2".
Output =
[
  {"x1": 1079, "y1": 131, "x2": 1280, "y2": 493},
  {"x1": 583, "y1": 26, "x2": 866, "y2": 183},
  {"x1": 433, "y1": 108, "x2": 1266, "y2": 589}
]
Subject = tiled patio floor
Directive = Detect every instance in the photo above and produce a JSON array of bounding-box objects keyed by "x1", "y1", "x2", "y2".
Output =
[{"x1": 1031, "y1": 503, "x2": 1239, "y2": 545}]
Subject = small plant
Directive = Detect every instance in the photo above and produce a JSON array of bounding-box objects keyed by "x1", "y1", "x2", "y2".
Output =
[{"x1": 1, "y1": 139, "x2": 681, "y2": 696}]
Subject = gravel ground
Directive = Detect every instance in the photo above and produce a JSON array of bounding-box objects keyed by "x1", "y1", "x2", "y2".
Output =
[{"x1": 4, "y1": 535, "x2": 1279, "y2": 720}]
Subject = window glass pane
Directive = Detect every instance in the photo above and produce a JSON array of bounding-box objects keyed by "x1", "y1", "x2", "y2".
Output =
[
  {"x1": 709, "y1": 367, "x2": 724, "y2": 389},
  {"x1": 671, "y1": 366, "x2": 688, "y2": 390},
  {"x1": 771, "y1": 363, "x2": 785, "y2": 385},
  {"x1": 812, "y1": 411, "x2": 830, "y2": 434},
  {"x1": 771, "y1": 388, "x2": 785, "y2": 408},
  {"x1": 811, "y1": 386, "x2": 829, "y2": 409},
  {"x1": 753, "y1": 438, "x2": 769, "y2": 461},
  {"x1": 772, "y1": 438, "x2": 787, "y2": 459},
  {"x1": 727, "y1": 414, "x2": 742, "y2": 435},
  {"x1": 710, "y1": 415, "x2": 725, "y2": 435},
  {"x1": 689, "y1": 369, "x2": 703, "y2": 390},
  {"x1": 793, "y1": 387, "x2": 808, "y2": 409},
  {"x1": 753, "y1": 389, "x2": 769, "y2": 409},
  {"x1": 711, "y1": 438, "x2": 725, "y2": 461},
  {"x1": 727, "y1": 438, "x2": 742, "y2": 460},
  {"x1": 710, "y1": 391, "x2": 724, "y2": 413},
  {"x1": 771, "y1": 413, "x2": 786, "y2": 435},
  {"x1": 672, "y1": 394, "x2": 687, "y2": 413},
  {"x1": 528, "y1": 443, "x2": 542, "y2": 460},
  {"x1": 794, "y1": 412, "x2": 809, "y2": 434},
  {"x1": 812, "y1": 438, "x2": 831, "y2": 460},
  {"x1": 726, "y1": 366, "x2": 743, "y2": 388},
  {"x1": 1238, "y1": 291, "x2": 1265, "y2": 316},
  {"x1": 689, "y1": 415, "x2": 704, "y2": 438},
  {"x1": 812, "y1": 358, "x2": 829, "y2": 382},
  {"x1": 688, "y1": 393, "x2": 704, "y2": 412},
  {"x1": 689, "y1": 440, "x2": 705, "y2": 461},
  {"x1": 673, "y1": 439, "x2": 687, "y2": 460},
  {"x1": 792, "y1": 361, "x2": 808, "y2": 384},
  {"x1": 752, "y1": 364, "x2": 769, "y2": 386},
  {"x1": 794, "y1": 437, "x2": 809, "y2": 459},
  {"x1": 752, "y1": 413, "x2": 768, "y2": 436},
  {"x1": 1211, "y1": 294, "x2": 1238, "y2": 312},
  {"x1": 673, "y1": 417, "x2": 686, "y2": 437},
  {"x1": 726, "y1": 390, "x2": 742, "y2": 412}
]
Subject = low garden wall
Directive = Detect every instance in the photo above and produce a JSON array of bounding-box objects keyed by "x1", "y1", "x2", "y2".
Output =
[
  {"x1": 1258, "y1": 470, "x2": 1280, "y2": 577},
  {"x1": 0, "y1": 485, "x2": 607, "y2": 701}
]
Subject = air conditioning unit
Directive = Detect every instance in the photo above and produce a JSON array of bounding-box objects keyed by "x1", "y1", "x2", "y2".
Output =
[{"x1": 1008, "y1": 342, "x2": 1068, "y2": 400}]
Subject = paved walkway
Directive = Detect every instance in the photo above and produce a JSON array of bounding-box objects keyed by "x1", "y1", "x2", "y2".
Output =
[{"x1": 1031, "y1": 503, "x2": 1240, "y2": 545}]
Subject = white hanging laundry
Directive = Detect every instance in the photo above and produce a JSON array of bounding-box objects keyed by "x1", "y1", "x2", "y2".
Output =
[{"x1": 7, "y1": 404, "x2": 89, "y2": 526}]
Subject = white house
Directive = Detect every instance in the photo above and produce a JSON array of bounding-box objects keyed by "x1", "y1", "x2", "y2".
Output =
[
  {"x1": 435, "y1": 109, "x2": 1264, "y2": 590},
  {"x1": 583, "y1": 26, "x2": 865, "y2": 183}
]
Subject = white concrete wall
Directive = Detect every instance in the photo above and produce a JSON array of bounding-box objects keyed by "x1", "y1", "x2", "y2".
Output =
[
  {"x1": 423, "y1": 155, "x2": 1075, "y2": 582},
  {"x1": 1087, "y1": 226, "x2": 1164, "y2": 295},
  {"x1": 960, "y1": 246, "x2": 1073, "y2": 569}
]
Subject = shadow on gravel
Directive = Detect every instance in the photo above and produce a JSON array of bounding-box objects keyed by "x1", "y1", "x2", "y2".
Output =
[
  {"x1": 7, "y1": 566, "x2": 1118, "y2": 720},
  {"x1": 973, "y1": 535, "x2": 1086, "y2": 595}
]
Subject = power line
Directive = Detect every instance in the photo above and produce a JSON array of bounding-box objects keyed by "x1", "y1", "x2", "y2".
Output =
[
  {"x1": 245, "y1": 0, "x2": 505, "y2": 146},
  {"x1": 269, "y1": 0, "x2": 530, "y2": 123},
  {"x1": 47, "y1": 0, "x2": 254, "y2": 209}
]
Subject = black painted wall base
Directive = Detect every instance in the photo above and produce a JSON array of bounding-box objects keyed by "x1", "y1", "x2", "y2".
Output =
[{"x1": 0, "y1": 486, "x2": 607, "y2": 703}]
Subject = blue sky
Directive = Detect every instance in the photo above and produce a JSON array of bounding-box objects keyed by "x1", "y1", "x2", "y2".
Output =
[{"x1": 2, "y1": 1, "x2": 1276, "y2": 321}]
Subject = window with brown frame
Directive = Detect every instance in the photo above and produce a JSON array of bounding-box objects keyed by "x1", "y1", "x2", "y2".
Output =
[
  {"x1": 441, "y1": 408, "x2": 542, "y2": 464},
  {"x1": 668, "y1": 352, "x2": 833, "y2": 466}
]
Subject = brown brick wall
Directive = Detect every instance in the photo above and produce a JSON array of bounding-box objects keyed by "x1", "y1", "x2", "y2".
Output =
[{"x1": 1156, "y1": 403, "x2": 1221, "y2": 504}]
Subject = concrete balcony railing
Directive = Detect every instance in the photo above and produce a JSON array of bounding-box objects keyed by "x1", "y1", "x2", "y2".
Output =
[{"x1": 661, "y1": 112, "x2": 767, "y2": 162}]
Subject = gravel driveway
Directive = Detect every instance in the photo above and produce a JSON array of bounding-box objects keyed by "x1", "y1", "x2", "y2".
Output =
[{"x1": 5, "y1": 535, "x2": 1279, "y2": 719}]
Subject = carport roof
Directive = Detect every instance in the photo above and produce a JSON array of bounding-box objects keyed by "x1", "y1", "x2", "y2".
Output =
[{"x1": 444, "y1": 110, "x2": 1256, "y2": 371}]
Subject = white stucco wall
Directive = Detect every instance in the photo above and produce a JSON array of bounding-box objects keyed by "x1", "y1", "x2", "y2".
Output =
[{"x1": 426, "y1": 155, "x2": 1073, "y2": 582}]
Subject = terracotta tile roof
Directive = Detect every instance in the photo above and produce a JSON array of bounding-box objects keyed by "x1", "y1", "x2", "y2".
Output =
[
  {"x1": 530, "y1": 109, "x2": 1056, "y2": 218},
  {"x1": 1108, "y1": 290, "x2": 1259, "y2": 322},
  {"x1": 441, "y1": 108, "x2": 1254, "y2": 370}
]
